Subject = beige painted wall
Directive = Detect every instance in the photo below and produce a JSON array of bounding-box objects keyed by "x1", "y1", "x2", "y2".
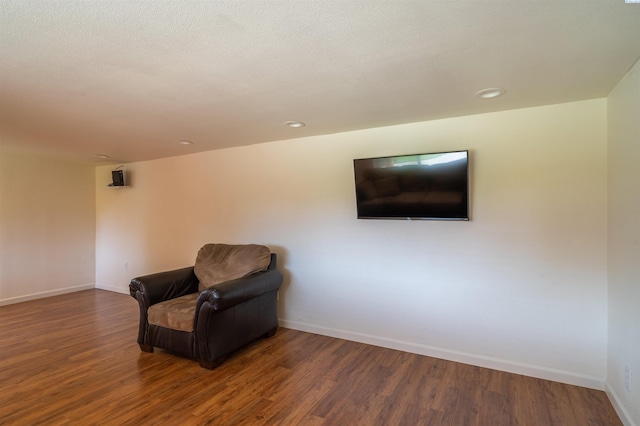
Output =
[
  {"x1": 96, "y1": 99, "x2": 608, "y2": 389},
  {"x1": 0, "y1": 148, "x2": 96, "y2": 304},
  {"x1": 607, "y1": 58, "x2": 640, "y2": 426}
]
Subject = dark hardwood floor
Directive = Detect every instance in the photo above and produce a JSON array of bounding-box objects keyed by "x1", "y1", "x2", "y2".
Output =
[{"x1": 0, "y1": 290, "x2": 621, "y2": 425}]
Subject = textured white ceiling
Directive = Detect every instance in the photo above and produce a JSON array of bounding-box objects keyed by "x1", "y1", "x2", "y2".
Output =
[{"x1": 1, "y1": 0, "x2": 639, "y2": 164}]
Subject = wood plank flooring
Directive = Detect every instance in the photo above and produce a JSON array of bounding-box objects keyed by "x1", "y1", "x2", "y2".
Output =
[{"x1": 0, "y1": 290, "x2": 622, "y2": 425}]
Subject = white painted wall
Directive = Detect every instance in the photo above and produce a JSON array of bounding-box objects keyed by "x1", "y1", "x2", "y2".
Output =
[
  {"x1": 0, "y1": 148, "x2": 96, "y2": 304},
  {"x1": 607, "y1": 59, "x2": 640, "y2": 426},
  {"x1": 96, "y1": 99, "x2": 608, "y2": 388}
]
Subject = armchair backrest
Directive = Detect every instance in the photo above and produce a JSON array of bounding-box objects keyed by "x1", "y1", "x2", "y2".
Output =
[
  {"x1": 268, "y1": 253, "x2": 277, "y2": 270},
  {"x1": 195, "y1": 243, "x2": 271, "y2": 292}
]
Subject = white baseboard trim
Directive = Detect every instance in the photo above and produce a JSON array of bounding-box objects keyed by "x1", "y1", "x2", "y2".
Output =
[
  {"x1": 280, "y1": 318, "x2": 605, "y2": 391},
  {"x1": 95, "y1": 283, "x2": 130, "y2": 295},
  {"x1": 605, "y1": 383, "x2": 637, "y2": 426},
  {"x1": 0, "y1": 283, "x2": 95, "y2": 306}
]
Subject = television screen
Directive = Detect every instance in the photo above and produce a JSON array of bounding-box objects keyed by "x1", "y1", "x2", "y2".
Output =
[{"x1": 353, "y1": 150, "x2": 469, "y2": 220}]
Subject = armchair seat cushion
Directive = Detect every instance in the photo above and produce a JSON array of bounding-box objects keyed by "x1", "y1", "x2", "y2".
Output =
[{"x1": 148, "y1": 293, "x2": 199, "y2": 332}]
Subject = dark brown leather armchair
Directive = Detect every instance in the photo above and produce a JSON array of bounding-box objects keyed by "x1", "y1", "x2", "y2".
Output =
[{"x1": 129, "y1": 253, "x2": 283, "y2": 369}]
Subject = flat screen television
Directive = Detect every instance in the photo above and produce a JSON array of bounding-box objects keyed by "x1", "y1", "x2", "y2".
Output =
[{"x1": 353, "y1": 150, "x2": 469, "y2": 220}]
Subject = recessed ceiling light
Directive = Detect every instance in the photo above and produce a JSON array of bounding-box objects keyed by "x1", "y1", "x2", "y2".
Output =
[
  {"x1": 475, "y1": 88, "x2": 506, "y2": 99},
  {"x1": 283, "y1": 121, "x2": 305, "y2": 128},
  {"x1": 177, "y1": 140, "x2": 193, "y2": 145},
  {"x1": 93, "y1": 154, "x2": 110, "y2": 159}
]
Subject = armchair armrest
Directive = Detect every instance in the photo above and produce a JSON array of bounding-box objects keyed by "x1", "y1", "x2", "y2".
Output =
[
  {"x1": 129, "y1": 266, "x2": 199, "y2": 352},
  {"x1": 196, "y1": 267, "x2": 283, "y2": 312},
  {"x1": 129, "y1": 266, "x2": 199, "y2": 306}
]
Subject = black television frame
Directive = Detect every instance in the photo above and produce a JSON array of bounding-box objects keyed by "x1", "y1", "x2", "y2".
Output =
[{"x1": 353, "y1": 150, "x2": 470, "y2": 221}]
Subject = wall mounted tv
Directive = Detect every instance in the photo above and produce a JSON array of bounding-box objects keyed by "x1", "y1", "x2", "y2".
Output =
[{"x1": 353, "y1": 150, "x2": 469, "y2": 221}]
